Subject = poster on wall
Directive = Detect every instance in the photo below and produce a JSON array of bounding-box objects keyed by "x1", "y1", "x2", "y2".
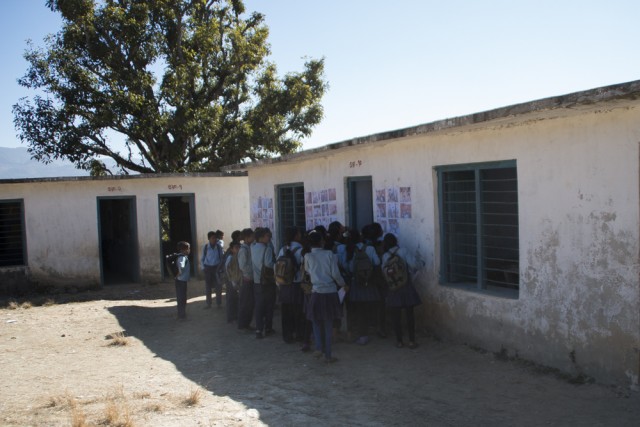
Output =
[
  {"x1": 251, "y1": 196, "x2": 275, "y2": 230},
  {"x1": 305, "y1": 188, "x2": 338, "y2": 231},
  {"x1": 374, "y1": 186, "x2": 412, "y2": 234}
]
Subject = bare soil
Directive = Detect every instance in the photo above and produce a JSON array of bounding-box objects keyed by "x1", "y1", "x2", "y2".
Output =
[{"x1": 1, "y1": 281, "x2": 638, "y2": 427}]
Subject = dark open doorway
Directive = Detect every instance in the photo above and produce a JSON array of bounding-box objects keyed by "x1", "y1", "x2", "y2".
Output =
[
  {"x1": 347, "y1": 176, "x2": 374, "y2": 233},
  {"x1": 98, "y1": 197, "x2": 139, "y2": 285},
  {"x1": 159, "y1": 194, "x2": 196, "y2": 280}
]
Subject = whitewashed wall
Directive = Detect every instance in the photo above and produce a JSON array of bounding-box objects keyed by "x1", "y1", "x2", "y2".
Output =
[
  {"x1": 0, "y1": 174, "x2": 249, "y2": 287},
  {"x1": 246, "y1": 105, "x2": 640, "y2": 386}
]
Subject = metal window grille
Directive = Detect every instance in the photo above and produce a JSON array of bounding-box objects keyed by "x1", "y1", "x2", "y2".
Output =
[
  {"x1": 278, "y1": 184, "x2": 305, "y2": 244},
  {"x1": 440, "y1": 164, "x2": 519, "y2": 291},
  {"x1": 0, "y1": 201, "x2": 25, "y2": 267}
]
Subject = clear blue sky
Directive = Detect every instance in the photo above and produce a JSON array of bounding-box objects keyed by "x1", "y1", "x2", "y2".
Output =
[{"x1": 2, "y1": 0, "x2": 640, "y2": 151}]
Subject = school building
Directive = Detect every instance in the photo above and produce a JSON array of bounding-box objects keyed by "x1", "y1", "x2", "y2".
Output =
[
  {"x1": 1, "y1": 80, "x2": 639, "y2": 387},
  {"x1": 222, "y1": 80, "x2": 640, "y2": 388},
  {"x1": 0, "y1": 173, "x2": 249, "y2": 292}
]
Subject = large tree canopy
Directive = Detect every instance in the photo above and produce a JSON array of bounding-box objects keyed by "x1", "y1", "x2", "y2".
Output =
[{"x1": 13, "y1": 0, "x2": 327, "y2": 174}]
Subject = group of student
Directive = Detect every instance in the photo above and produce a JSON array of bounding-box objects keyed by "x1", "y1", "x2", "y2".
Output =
[{"x1": 172, "y1": 222, "x2": 422, "y2": 364}]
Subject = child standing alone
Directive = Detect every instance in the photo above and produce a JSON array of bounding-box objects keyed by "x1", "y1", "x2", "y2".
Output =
[{"x1": 175, "y1": 241, "x2": 191, "y2": 320}]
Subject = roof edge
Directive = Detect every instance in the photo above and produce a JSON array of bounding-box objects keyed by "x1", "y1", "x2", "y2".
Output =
[
  {"x1": 222, "y1": 79, "x2": 640, "y2": 171},
  {"x1": 0, "y1": 170, "x2": 247, "y2": 185}
]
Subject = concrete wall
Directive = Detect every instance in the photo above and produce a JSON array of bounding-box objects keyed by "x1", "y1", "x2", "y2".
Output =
[
  {"x1": 0, "y1": 174, "x2": 249, "y2": 289},
  {"x1": 246, "y1": 106, "x2": 640, "y2": 386}
]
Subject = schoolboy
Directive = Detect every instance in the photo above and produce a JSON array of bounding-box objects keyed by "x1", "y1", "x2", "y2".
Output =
[
  {"x1": 201, "y1": 230, "x2": 224, "y2": 308},
  {"x1": 175, "y1": 241, "x2": 191, "y2": 320}
]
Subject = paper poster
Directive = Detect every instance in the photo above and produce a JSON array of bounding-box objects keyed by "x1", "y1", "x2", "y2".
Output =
[
  {"x1": 251, "y1": 196, "x2": 275, "y2": 230},
  {"x1": 305, "y1": 188, "x2": 338, "y2": 230},
  {"x1": 374, "y1": 186, "x2": 412, "y2": 234}
]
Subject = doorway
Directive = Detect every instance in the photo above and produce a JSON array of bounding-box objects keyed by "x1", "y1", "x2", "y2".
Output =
[
  {"x1": 347, "y1": 176, "x2": 373, "y2": 233},
  {"x1": 98, "y1": 197, "x2": 139, "y2": 285},
  {"x1": 159, "y1": 194, "x2": 196, "y2": 279}
]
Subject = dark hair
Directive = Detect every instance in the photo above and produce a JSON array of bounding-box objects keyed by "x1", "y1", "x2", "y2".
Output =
[
  {"x1": 283, "y1": 226, "x2": 300, "y2": 245},
  {"x1": 207, "y1": 231, "x2": 216, "y2": 239},
  {"x1": 382, "y1": 233, "x2": 398, "y2": 253},
  {"x1": 254, "y1": 227, "x2": 268, "y2": 241},
  {"x1": 229, "y1": 241, "x2": 241, "y2": 249},
  {"x1": 371, "y1": 222, "x2": 384, "y2": 238},
  {"x1": 216, "y1": 229, "x2": 224, "y2": 238},
  {"x1": 314, "y1": 225, "x2": 327, "y2": 236},
  {"x1": 177, "y1": 241, "x2": 190, "y2": 251},
  {"x1": 308, "y1": 230, "x2": 323, "y2": 247},
  {"x1": 231, "y1": 230, "x2": 242, "y2": 243},
  {"x1": 346, "y1": 228, "x2": 362, "y2": 261},
  {"x1": 241, "y1": 228, "x2": 254, "y2": 239},
  {"x1": 328, "y1": 221, "x2": 343, "y2": 239}
]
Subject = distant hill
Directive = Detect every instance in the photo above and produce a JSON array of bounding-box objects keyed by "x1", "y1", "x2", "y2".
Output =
[
  {"x1": 0, "y1": 147, "x2": 128, "y2": 179},
  {"x1": 0, "y1": 147, "x2": 88, "y2": 179}
]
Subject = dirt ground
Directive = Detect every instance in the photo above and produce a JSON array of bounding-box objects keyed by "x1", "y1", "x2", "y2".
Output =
[{"x1": 1, "y1": 281, "x2": 638, "y2": 427}]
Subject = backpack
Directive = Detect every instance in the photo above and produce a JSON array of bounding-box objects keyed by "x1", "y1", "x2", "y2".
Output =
[
  {"x1": 275, "y1": 246, "x2": 301, "y2": 286},
  {"x1": 165, "y1": 253, "x2": 181, "y2": 278},
  {"x1": 353, "y1": 245, "x2": 373, "y2": 285},
  {"x1": 383, "y1": 248, "x2": 408, "y2": 290},
  {"x1": 226, "y1": 253, "x2": 242, "y2": 284}
]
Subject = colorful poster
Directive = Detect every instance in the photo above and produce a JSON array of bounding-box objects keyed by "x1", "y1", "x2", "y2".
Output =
[
  {"x1": 374, "y1": 185, "x2": 412, "y2": 234},
  {"x1": 305, "y1": 188, "x2": 338, "y2": 230}
]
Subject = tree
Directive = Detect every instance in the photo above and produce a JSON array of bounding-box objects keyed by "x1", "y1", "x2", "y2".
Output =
[{"x1": 13, "y1": 0, "x2": 327, "y2": 174}]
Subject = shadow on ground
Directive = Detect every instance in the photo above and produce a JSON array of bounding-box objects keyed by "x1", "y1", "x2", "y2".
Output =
[{"x1": 107, "y1": 285, "x2": 640, "y2": 427}]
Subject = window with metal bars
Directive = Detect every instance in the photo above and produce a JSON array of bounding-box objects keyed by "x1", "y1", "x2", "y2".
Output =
[
  {"x1": 437, "y1": 161, "x2": 519, "y2": 295},
  {"x1": 0, "y1": 200, "x2": 26, "y2": 267},
  {"x1": 277, "y1": 184, "x2": 305, "y2": 247}
]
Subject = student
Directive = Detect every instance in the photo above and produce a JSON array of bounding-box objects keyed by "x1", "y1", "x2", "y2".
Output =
[
  {"x1": 381, "y1": 233, "x2": 422, "y2": 349},
  {"x1": 367, "y1": 222, "x2": 388, "y2": 338},
  {"x1": 277, "y1": 226, "x2": 304, "y2": 343},
  {"x1": 201, "y1": 231, "x2": 224, "y2": 309},
  {"x1": 304, "y1": 230, "x2": 347, "y2": 363},
  {"x1": 216, "y1": 229, "x2": 225, "y2": 248},
  {"x1": 237, "y1": 228, "x2": 255, "y2": 331},
  {"x1": 251, "y1": 227, "x2": 276, "y2": 339},
  {"x1": 225, "y1": 241, "x2": 242, "y2": 324},
  {"x1": 347, "y1": 229, "x2": 382, "y2": 345},
  {"x1": 174, "y1": 241, "x2": 191, "y2": 320}
]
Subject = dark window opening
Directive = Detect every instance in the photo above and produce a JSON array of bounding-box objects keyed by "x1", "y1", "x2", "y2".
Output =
[
  {"x1": 439, "y1": 162, "x2": 519, "y2": 294},
  {"x1": 0, "y1": 201, "x2": 25, "y2": 267},
  {"x1": 277, "y1": 184, "x2": 305, "y2": 247}
]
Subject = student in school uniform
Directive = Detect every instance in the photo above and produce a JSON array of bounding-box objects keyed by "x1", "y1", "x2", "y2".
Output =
[
  {"x1": 347, "y1": 228, "x2": 382, "y2": 345},
  {"x1": 174, "y1": 241, "x2": 191, "y2": 320},
  {"x1": 381, "y1": 233, "x2": 422, "y2": 349},
  {"x1": 237, "y1": 228, "x2": 255, "y2": 331},
  {"x1": 304, "y1": 230, "x2": 347, "y2": 363},
  {"x1": 251, "y1": 227, "x2": 276, "y2": 339},
  {"x1": 201, "y1": 231, "x2": 224, "y2": 309},
  {"x1": 224, "y1": 240, "x2": 242, "y2": 324},
  {"x1": 276, "y1": 226, "x2": 304, "y2": 343}
]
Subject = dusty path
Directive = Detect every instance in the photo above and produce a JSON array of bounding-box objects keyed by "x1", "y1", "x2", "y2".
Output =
[{"x1": 1, "y1": 282, "x2": 638, "y2": 426}]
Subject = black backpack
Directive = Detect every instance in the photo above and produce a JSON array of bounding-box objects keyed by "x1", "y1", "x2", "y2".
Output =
[
  {"x1": 353, "y1": 245, "x2": 373, "y2": 285},
  {"x1": 165, "y1": 253, "x2": 181, "y2": 278}
]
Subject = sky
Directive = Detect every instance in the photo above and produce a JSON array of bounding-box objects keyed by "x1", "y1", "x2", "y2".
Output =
[{"x1": 1, "y1": 0, "x2": 640, "y2": 153}]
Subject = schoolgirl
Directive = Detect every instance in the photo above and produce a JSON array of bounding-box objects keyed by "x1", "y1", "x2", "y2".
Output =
[
  {"x1": 276, "y1": 226, "x2": 304, "y2": 343},
  {"x1": 381, "y1": 233, "x2": 422, "y2": 349},
  {"x1": 347, "y1": 228, "x2": 382, "y2": 345},
  {"x1": 236, "y1": 228, "x2": 255, "y2": 331},
  {"x1": 304, "y1": 231, "x2": 347, "y2": 363}
]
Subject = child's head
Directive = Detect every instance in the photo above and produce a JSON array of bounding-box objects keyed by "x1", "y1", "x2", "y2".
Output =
[
  {"x1": 229, "y1": 241, "x2": 241, "y2": 254},
  {"x1": 177, "y1": 241, "x2": 191, "y2": 254},
  {"x1": 207, "y1": 231, "x2": 217, "y2": 244},
  {"x1": 383, "y1": 233, "x2": 398, "y2": 253},
  {"x1": 308, "y1": 230, "x2": 324, "y2": 248},
  {"x1": 255, "y1": 227, "x2": 269, "y2": 243},
  {"x1": 241, "y1": 228, "x2": 255, "y2": 244},
  {"x1": 216, "y1": 229, "x2": 224, "y2": 240},
  {"x1": 231, "y1": 229, "x2": 241, "y2": 243}
]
